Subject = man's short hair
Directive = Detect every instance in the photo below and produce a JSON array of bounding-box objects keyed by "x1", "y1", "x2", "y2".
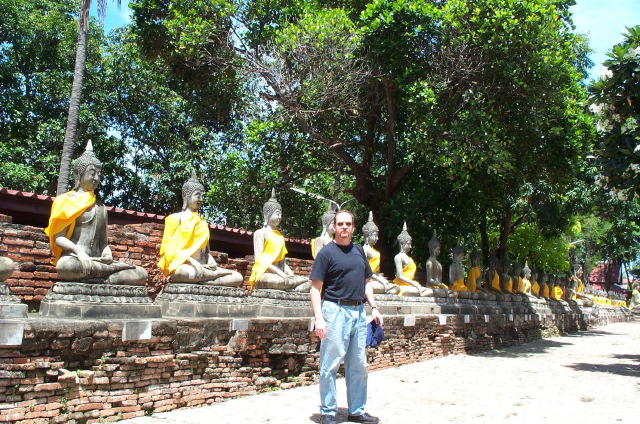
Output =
[{"x1": 333, "y1": 209, "x2": 354, "y2": 225}]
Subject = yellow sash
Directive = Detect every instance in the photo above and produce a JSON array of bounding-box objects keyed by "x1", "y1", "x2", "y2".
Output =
[
  {"x1": 451, "y1": 277, "x2": 467, "y2": 292},
  {"x1": 157, "y1": 212, "x2": 210, "y2": 275},
  {"x1": 521, "y1": 278, "x2": 531, "y2": 294},
  {"x1": 368, "y1": 248, "x2": 381, "y2": 273},
  {"x1": 543, "y1": 285, "x2": 550, "y2": 298},
  {"x1": 393, "y1": 258, "x2": 416, "y2": 286},
  {"x1": 491, "y1": 270, "x2": 500, "y2": 291},
  {"x1": 506, "y1": 277, "x2": 513, "y2": 292},
  {"x1": 515, "y1": 276, "x2": 523, "y2": 292},
  {"x1": 248, "y1": 230, "x2": 287, "y2": 289},
  {"x1": 44, "y1": 190, "x2": 96, "y2": 264},
  {"x1": 553, "y1": 286, "x2": 563, "y2": 300},
  {"x1": 532, "y1": 281, "x2": 540, "y2": 296},
  {"x1": 466, "y1": 266, "x2": 481, "y2": 292}
]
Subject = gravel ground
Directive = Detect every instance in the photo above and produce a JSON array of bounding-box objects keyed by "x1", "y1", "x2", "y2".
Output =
[{"x1": 120, "y1": 320, "x2": 640, "y2": 424}]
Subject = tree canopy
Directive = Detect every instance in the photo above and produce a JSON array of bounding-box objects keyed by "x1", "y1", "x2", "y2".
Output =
[{"x1": 1, "y1": 0, "x2": 619, "y2": 278}]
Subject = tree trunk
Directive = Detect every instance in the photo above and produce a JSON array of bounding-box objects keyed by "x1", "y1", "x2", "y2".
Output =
[
  {"x1": 497, "y1": 209, "x2": 514, "y2": 265},
  {"x1": 57, "y1": 0, "x2": 91, "y2": 195},
  {"x1": 479, "y1": 207, "x2": 489, "y2": 266}
]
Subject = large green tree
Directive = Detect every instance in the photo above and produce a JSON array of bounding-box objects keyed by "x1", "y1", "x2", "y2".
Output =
[
  {"x1": 588, "y1": 25, "x2": 640, "y2": 197},
  {"x1": 128, "y1": 0, "x2": 594, "y2": 274},
  {"x1": 0, "y1": 0, "x2": 109, "y2": 194}
]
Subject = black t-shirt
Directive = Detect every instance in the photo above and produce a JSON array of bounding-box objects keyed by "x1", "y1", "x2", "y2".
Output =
[{"x1": 310, "y1": 241, "x2": 373, "y2": 302}]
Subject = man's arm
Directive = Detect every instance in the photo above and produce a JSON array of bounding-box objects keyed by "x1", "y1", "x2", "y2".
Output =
[
  {"x1": 311, "y1": 279, "x2": 327, "y2": 339},
  {"x1": 364, "y1": 279, "x2": 383, "y2": 326}
]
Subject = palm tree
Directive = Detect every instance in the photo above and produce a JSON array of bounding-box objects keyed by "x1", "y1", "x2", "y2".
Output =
[{"x1": 56, "y1": 0, "x2": 121, "y2": 195}]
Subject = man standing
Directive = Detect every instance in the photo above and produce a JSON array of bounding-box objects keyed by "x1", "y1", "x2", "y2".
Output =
[{"x1": 310, "y1": 210, "x2": 383, "y2": 424}]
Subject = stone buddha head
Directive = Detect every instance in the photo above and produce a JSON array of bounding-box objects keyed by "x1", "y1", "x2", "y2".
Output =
[
  {"x1": 470, "y1": 249, "x2": 480, "y2": 267},
  {"x1": 181, "y1": 171, "x2": 205, "y2": 212},
  {"x1": 397, "y1": 222, "x2": 412, "y2": 253},
  {"x1": 513, "y1": 260, "x2": 522, "y2": 277},
  {"x1": 262, "y1": 189, "x2": 282, "y2": 228},
  {"x1": 320, "y1": 206, "x2": 336, "y2": 237},
  {"x1": 523, "y1": 261, "x2": 532, "y2": 279},
  {"x1": 362, "y1": 211, "x2": 379, "y2": 246},
  {"x1": 73, "y1": 140, "x2": 102, "y2": 191},
  {"x1": 428, "y1": 230, "x2": 440, "y2": 257},
  {"x1": 451, "y1": 239, "x2": 464, "y2": 264}
]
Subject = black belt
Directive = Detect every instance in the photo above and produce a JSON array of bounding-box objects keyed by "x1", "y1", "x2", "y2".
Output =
[{"x1": 328, "y1": 299, "x2": 365, "y2": 306}]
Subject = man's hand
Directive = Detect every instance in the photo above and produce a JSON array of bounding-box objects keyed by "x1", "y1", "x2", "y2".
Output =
[
  {"x1": 315, "y1": 316, "x2": 328, "y2": 339},
  {"x1": 371, "y1": 308, "x2": 384, "y2": 327}
]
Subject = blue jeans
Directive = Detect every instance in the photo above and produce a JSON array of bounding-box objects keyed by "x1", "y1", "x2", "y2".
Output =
[{"x1": 319, "y1": 300, "x2": 368, "y2": 416}]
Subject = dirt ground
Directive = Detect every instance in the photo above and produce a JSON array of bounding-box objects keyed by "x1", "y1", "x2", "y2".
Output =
[{"x1": 120, "y1": 320, "x2": 640, "y2": 424}]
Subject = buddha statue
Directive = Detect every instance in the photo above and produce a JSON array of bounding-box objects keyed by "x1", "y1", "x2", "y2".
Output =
[
  {"x1": 550, "y1": 274, "x2": 563, "y2": 301},
  {"x1": 520, "y1": 261, "x2": 537, "y2": 299},
  {"x1": 466, "y1": 249, "x2": 495, "y2": 300},
  {"x1": 311, "y1": 206, "x2": 335, "y2": 258},
  {"x1": 158, "y1": 173, "x2": 244, "y2": 286},
  {"x1": 530, "y1": 265, "x2": 541, "y2": 298},
  {"x1": 44, "y1": 141, "x2": 147, "y2": 285},
  {"x1": 499, "y1": 258, "x2": 520, "y2": 301},
  {"x1": 0, "y1": 257, "x2": 14, "y2": 282},
  {"x1": 540, "y1": 269, "x2": 550, "y2": 299},
  {"x1": 512, "y1": 260, "x2": 528, "y2": 296},
  {"x1": 363, "y1": 212, "x2": 400, "y2": 294},
  {"x1": 425, "y1": 230, "x2": 456, "y2": 298},
  {"x1": 484, "y1": 254, "x2": 506, "y2": 301},
  {"x1": 248, "y1": 189, "x2": 309, "y2": 291},
  {"x1": 393, "y1": 223, "x2": 432, "y2": 296},
  {"x1": 569, "y1": 263, "x2": 593, "y2": 306},
  {"x1": 448, "y1": 240, "x2": 477, "y2": 299}
]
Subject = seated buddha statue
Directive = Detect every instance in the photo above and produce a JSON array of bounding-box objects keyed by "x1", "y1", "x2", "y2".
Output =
[
  {"x1": 448, "y1": 240, "x2": 477, "y2": 299},
  {"x1": 363, "y1": 212, "x2": 400, "y2": 294},
  {"x1": 550, "y1": 274, "x2": 563, "y2": 301},
  {"x1": 44, "y1": 141, "x2": 147, "y2": 285},
  {"x1": 425, "y1": 230, "x2": 456, "y2": 298},
  {"x1": 248, "y1": 190, "x2": 309, "y2": 291},
  {"x1": 484, "y1": 254, "x2": 506, "y2": 301},
  {"x1": 520, "y1": 261, "x2": 537, "y2": 299},
  {"x1": 158, "y1": 173, "x2": 244, "y2": 286},
  {"x1": 311, "y1": 206, "x2": 335, "y2": 258},
  {"x1": 512, "y1": 260, "x2": 528, "y2": 297},
  {"x1": 393, "y1": 223, "x2": 431, "y2": 296},
  {"x1": 0, "y1": 256, "x2": 14, "y2": 282},
  {"x1": 466, "y1": 249, "x2": 495, "y2": 300},
  {"x1": 530, "y1": 265, "x2": 541, "y2": 298},
  {"x1": 539, "y1": 269, "x2": 550, "y2": 299},
  {"x1": 499, "y1": 258, "x2": 520, "y2": 301}
]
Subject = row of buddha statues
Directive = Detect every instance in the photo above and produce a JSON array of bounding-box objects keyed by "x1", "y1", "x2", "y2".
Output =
[{"x1": 0, "y1": 142, "x2": 628, "y2": 309}]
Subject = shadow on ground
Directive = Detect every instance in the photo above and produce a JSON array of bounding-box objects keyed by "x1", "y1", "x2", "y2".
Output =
[
  {"x1": 566, "y1": 361, "x2": 640, "y2": 378},
  {"x1": 310, "y1": 407, "x2": 353, "y2": 423},
  {"x1": 471, "y1": 338, "x2": 572, "y2": 358}
]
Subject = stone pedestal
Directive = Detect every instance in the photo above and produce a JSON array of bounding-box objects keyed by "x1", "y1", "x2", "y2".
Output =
[
  {"x1": 39, "y1": 282, "x2": 161, "y2": 319},
  {"x1": 155, "y1": 285, "x2": 312, "y2": 318},
  {"x1": 0, "y1": 283, "x2": 27, "y2": 318}
]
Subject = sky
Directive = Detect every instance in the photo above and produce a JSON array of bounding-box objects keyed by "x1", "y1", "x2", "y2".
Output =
[{"x1": 94, "y1": 0, "x2": 640, "y2": 81}]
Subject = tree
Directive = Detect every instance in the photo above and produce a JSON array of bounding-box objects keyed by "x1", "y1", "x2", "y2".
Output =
[
  {"x1": 588, "y1": 25, "x2": 640, "y2": 197},
  {"x1": 0, "y1": 0, "x2": 108, "y2": 194},
  {"x1": 415, "y1": 0, "x2": 594, "y2": 265},
  {"x1": 128, "y1": 0, "x2": 594, "y2": 274},
  {"x1": 56, "y1": 0, "x2": 121, "y2": 195}
]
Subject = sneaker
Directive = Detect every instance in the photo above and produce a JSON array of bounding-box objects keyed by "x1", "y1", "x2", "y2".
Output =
[
  {"x1": 320, "y1": 414, "x2": 338, "y2": 424},
  {"x1": 347, "y1": 412, "x2": 380, "y2": 423}
]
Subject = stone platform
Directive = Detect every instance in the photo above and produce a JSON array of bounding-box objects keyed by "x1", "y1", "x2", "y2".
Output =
[
  {"x1": 0, "y1": 282, "x2": 27, "y2": 318},
  {"x1": 39, "y1": 281, "x2": 161, "y2": 319}
]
